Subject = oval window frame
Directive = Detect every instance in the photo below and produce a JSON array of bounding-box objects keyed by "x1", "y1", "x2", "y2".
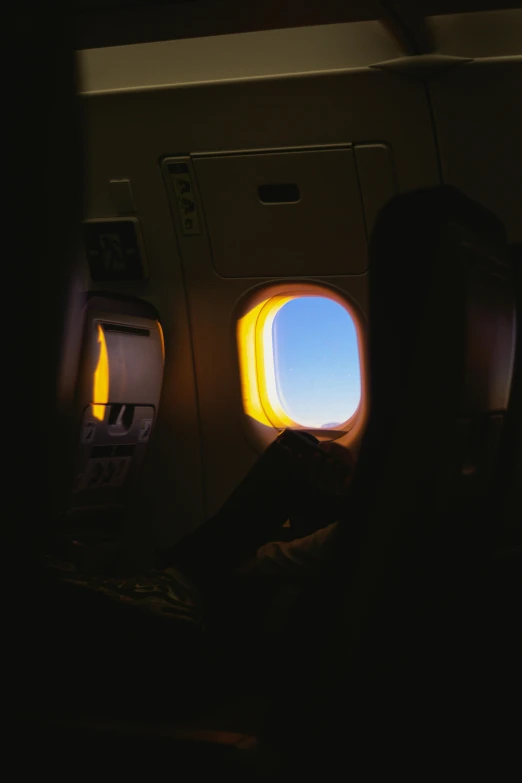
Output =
[{"x1": 235, "y1": 281, "x2": 369, "y2": 451}]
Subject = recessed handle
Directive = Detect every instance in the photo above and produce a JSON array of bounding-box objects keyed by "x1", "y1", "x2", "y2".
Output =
[
  {"x1": 258, "y1": 183, "x2": 300, "y2": 204},
  {"x1": 108, "y1": 403, "x2": 134, "y2": 435}
]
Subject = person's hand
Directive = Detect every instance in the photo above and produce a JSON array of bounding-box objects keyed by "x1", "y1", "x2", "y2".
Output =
[
  {"x1": 313, "y1": 441, "x2": 356, "y2": 498},
  {"x1": 286, "y1": 442, "x2": 356, "y2": 536}
]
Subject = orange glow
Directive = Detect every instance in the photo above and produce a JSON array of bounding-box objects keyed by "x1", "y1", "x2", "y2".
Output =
[
  {"x1": 157, "y1": 320, "x2": 165, "y2": 361},
  {"x1": 256, "y1": 296, "x2": 295, "y2": 428},
  {"x1": 237, "y1": 298, "x2": 271, "y2": 425},
  {"x1": 237, "y1": 294, "x2": 297, "y2": 428},
  {"x1": 92, "y1": 324, "x2": 109, "y2": 421}
]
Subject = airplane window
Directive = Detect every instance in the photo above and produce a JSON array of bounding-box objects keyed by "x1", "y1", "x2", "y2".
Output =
[
  {"x1": 237, "y1": 291, "x2": 362, "y2": 431},
  {"x1": 272, "y1": 297, "x2": 361, "y2": 428}
]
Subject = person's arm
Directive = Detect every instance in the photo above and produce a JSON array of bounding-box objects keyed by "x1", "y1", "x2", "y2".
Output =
[
  {"x1": 253, "y1": 521, "x2": 341, "y2": 579},
  {"x1": 235, "y1": 441, "x2": 355, "y2": 580}
]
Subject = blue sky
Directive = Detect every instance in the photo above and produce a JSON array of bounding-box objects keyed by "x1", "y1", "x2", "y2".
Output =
[{"x1": 272, "y1": 296, "x2": 361, "y2": 428}]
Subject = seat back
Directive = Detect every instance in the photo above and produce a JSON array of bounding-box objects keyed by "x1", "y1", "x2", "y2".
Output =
[
  {"x1": 334, "y1": 185, "x2": 517, "y2": 685},
  {"x1": 494, "y1": 242, "x2": 522, "y2": 537},
  {"x1": 264, "y1": 187, "x2": 518, "y2": 769},
  {"x1": 15, "y1": 12, "x2": 85, "y2": 561},
  {"x1": 55, "y1": 292, "x2": 165, "y2": 554},
  {"x1": 356, "y1": 185, "x2": 514, "y2": 503}
]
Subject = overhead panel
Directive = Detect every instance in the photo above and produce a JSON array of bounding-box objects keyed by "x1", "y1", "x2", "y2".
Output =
[{"x1": 191, "y1": 146, "x2": 369, "y2": 277}]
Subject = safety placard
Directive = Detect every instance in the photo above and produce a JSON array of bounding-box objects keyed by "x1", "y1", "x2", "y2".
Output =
[
  {"x1": 167, "y1": 161, "x2": 202, "y2": 236},
  {"x1": 82, "y1": 218, "x2": 148, "y2": 281}
]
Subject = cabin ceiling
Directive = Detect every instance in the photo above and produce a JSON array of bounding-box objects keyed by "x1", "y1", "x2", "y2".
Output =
[{"x1": 67, "y1": 1, "x2": 522, "y2": 50}]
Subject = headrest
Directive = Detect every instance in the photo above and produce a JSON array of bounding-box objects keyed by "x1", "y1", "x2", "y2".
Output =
[
  {"x1": 339, "y1": 191, "x2": 518, "y2": 687},
  {"x1": 367, "y1": 184, "x2": 512, "y2": 426},
  {"x1": 351, "y1": 185, "x2": 516, "y2": 510}
]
